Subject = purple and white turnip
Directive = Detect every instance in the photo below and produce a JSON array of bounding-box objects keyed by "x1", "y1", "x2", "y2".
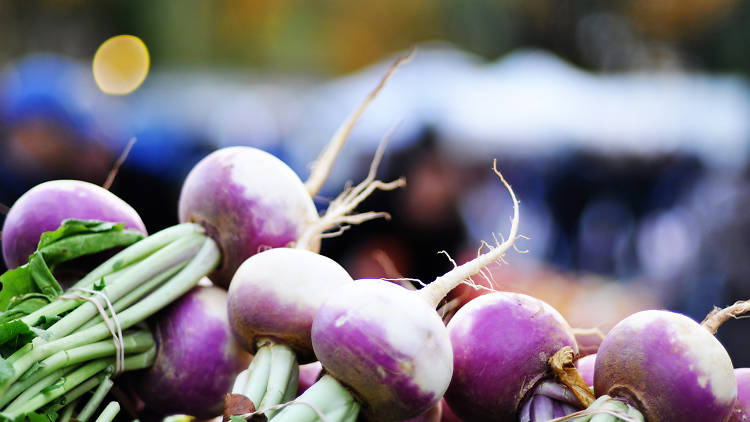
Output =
[
  {"x1": 227, "y1": 248, "x2": 354, "y2": 416},
  {"x1": 592, "y1": 310, "x2": 736, "y2": 422},
  {"x1": 134, "y1": 284, "x2": 251, "y2": 419},
  {"x1": 444, "y1": 292, "x2": 582, "y2": 422},
  {"x1": 2, "y1": 179, "x2": 147, "y2": 269}
]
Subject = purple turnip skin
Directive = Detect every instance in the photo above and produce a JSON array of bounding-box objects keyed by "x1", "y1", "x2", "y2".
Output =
[
  {"x1": 730, "y1": 368, "x2": 750, "y2": 422},
  {"x1": 298, "y1": 361, "x2": 323, "y2": 394},
  {"x1": 178, "y1": 147, "x2": 319, "y2": 288},
  {"x1": 444, "y1": 292, "x2": 578, "y2": 422},
  {"x1": 135, "y1": 284, "x2": 251, "y2": 419},
  {"x1": 227, "y1": 248, "x2": 354, "y2": 363},
  {"x1": 594, "y1": 310, "x2": 736, "y2": 422},
  {"x1": 2, "y1": 179, "x2": 147, "y2": 269},
  {"x1": 311, "y1": 279, "x2": 453, "y2": 421},
  {"x1": 575, "y1": 354, "x2": 596, "y2": 387},
  {"x1": 400, "y1": 402, "x2": 442, "y2": 422}
]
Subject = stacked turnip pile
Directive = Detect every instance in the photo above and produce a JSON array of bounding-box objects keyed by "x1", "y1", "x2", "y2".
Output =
[{"x1": 1, "y1": 52, "x2": 749, "y2": 422}]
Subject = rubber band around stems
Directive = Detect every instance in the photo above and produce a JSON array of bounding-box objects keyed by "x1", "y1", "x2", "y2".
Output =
[{"x1": 60, "y1": 287, "x2": 125, "y2": 374}]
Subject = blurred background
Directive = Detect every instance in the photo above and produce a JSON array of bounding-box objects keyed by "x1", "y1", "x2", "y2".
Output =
[{"x1": 2, "y1": 0, "x2": 750, "y2": 364}]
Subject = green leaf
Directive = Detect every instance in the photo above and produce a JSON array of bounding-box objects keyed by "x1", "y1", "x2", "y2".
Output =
[
  {"x1": 93, "y1": 278, "x2": 105, "y2": 292},
  {"x1": 33, "y1": 315, "x2": 61, "y2": 330},
  {"x1": 43, "y1": 406, "x2": 59, "y2": 422},
  {"x1": 41, "y1": 377, "x2": 65, "y2": 394},
  {"x1": 0, "y1": 219, "x2": 143, "y2": 313},
  {"x1": 0, "y1": 266, "x2": 35, "y2": 312},
  {"x1": 38, "y1": 231, "x2": 144, "y2": 268},
  {"x1": 18, "y1": 361, "x2": 43, "y2": 382},
  {"x1": 26, "y1": 411, "x2": 51, "y2": 422},
  {"x1": 0, "y1": 319, "x2": 36, "y2": 358},
  {"x1": 37, "y1": 220, "x2": 124, "y2": 249},
  {"x1": 0, "y1": 319, "x2": 34, "y2": 345},
  {"x1": 29, "y1": 254, "x2": 62, "y2": 298}
]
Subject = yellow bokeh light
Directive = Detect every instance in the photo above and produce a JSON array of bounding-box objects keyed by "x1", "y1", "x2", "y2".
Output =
[{"x1": 92, "y1": 35, "x2": 150, "y2": 95}]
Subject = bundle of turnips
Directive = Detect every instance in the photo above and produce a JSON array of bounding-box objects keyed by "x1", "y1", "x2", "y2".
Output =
[
  {"x1": 0, "y1": 51, "x2": 411, "y2": 422},
  {"x1": 3, "y1": 47, "x2": 750, "y2": 422}
]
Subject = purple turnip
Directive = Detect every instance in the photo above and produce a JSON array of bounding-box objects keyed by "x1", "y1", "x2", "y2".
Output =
[
  {"x1": 730, "y1": 368, "x2": 750, "y2": 422},
  {"x1": 593, "y1": 310, "x2": 736, "y2": 422},
  {"x1": 133, "y1": 284, "x2": 250, "y2": 419},
  {"x1": 227, "y1": 248, "x2": 354, "y2": 415},
  {"x1": 178, "y1": 51, "x2": 411, "y2": 289},
  {"x1": 575, "y1": 354, "x2": 596, "y2": 388},
  {"x1": 2, "y1": 180, "x2": 146, "y2": 269},
  {"x1": 444, "y1": 292, "x2": 582, "y2": 422}
]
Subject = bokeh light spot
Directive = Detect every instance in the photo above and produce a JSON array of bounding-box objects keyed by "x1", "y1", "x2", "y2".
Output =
[{"x1": 92, "y1": 35, "x2": 150, "y2": 95}]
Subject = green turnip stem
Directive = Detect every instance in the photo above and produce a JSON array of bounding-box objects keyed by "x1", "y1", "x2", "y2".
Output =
[
  {"x1": 257, "y1": 342, "x2": 298, "y2": 418},
  {"x1": 5, "y1": 366, "x2": 76, "y2": 411},
  {"x1": 417, "y1": 160, "x2": 520, "y2": 309},
  {"x1": 55, "y1": 377, "x2": 101, "y2": 410},
  {"x1": 304, "y1": 49, "x2": 413, "y2": 198},
  {"x1": 21, "y1": 223, "x2": 204, "y2": 327},
  {"x1": 283, "y1": 364, "x2": 300, "y2": 403},
  {"x1": 239, "y1": 344, "x2": 272, "y2": 405},
  {"x1": 2, "y1": 331, "x2": 153, "y2": 407},
  {"x1": 93, "y1": 401, "x2": 120, "y2": 422},
  {"x1": 5, "y1": 358, "x2": 112, "y2": 416},
  {"x1": 0, "y1": 237, "x2": 219, "y2": 396},
  {"x1": 270, "y1": 375, "x2": 359, "y2": 422},
  {"x1": 58, "y1": 398, "x2": 79, "y2": 422},
  {"x1": 77, "y1": 376, "x2": 113, "y2": 422},
  {"x1": 45, "y1": 234, "x2": 206, "y2": 339},
  {"x1": 6, "y1": 347, "x2": 154, "y2": 417},
  {"x1": 78, "y1": 264, "x2": 186, "y2": 331}
]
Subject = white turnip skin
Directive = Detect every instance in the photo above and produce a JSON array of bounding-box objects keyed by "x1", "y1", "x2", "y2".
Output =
[
  {"x1": 227, "y1": 248, "x2": 353, "y2": 363},
  {"x1": 226, "y1": 248, "x2": 354, "y2": 415},
  {"x1": 178, "y1": 147, "x2": 319, "y2": 288},
  {"x1": 730, "y1": 368, "x2": 750, "y2": 422},
  {"x1": 594, "y1": 310, "x2": 736, "y2": 422},
  {"x1": 134, "y1": 284, "x2": 251, "y2": 419},
  {"x1": 444, "y1": 292, "x2": 579, "y2": 422},
  {"x1": 2, "y1": 180, "x2": 146, "y2": 269}
]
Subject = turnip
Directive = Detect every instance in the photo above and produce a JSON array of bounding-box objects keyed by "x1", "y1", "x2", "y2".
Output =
[
  {"x1": 590, "y1": 310, "x2": 737, "y2": 422},
  {"x1": 298, "y1": 361, "x2": 323, "y2": 394},
  {"x1": 133, "y1": 284, "x2": 251, "y2": 419},
  {"x1": 226, "y1": 248, "x2": 354, "y2": 417},
  {"x1": 2, "y1": 180, "x2": 147, "y2": 269},
  {"x1": 575, "y1": 354, "x2": 596, "y2": 387},
  {"x1": 0, "y1": 222, "x2": 221, "y2": 419},
  {"x1": 730, "y1": 368, "x2": 750, "y2": 422},
  {"x1": 444, "y1": 292, "x2": 583, "y2": 422},
  {"x1": 268, "y1": 160, "x2": 522, "y2": 422},
  {"x1": 178, "y1": 51, "x2": 411, "y2": 288}
]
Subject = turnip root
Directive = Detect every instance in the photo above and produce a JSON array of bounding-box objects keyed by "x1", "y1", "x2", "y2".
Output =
[
  {"x1": 227, "y1": 248, "x2": 353, "y2": 416},
  {"x1": 2, "y1": 180, "x2": 146, "y2": 269},
  {"x1": 593, "y1": 310, "x2": 736, "y2": 422},
  {"x1": 444, "y1": 292, "x2": 581, "y2": 422},
  {"x1": 134, "y1": 285, "x2": 251, "y2": 419},
  {"x1": 575, "y1": 354, "x2": 596, "y2": 388}
]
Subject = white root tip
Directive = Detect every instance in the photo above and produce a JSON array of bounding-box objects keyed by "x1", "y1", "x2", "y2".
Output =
[
  {"x1": 417, "y1": 159, "x2": 521, "y2": 309},
  {"x1": 304, "y1": 48, "x2": 415, "y2": 197}
]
